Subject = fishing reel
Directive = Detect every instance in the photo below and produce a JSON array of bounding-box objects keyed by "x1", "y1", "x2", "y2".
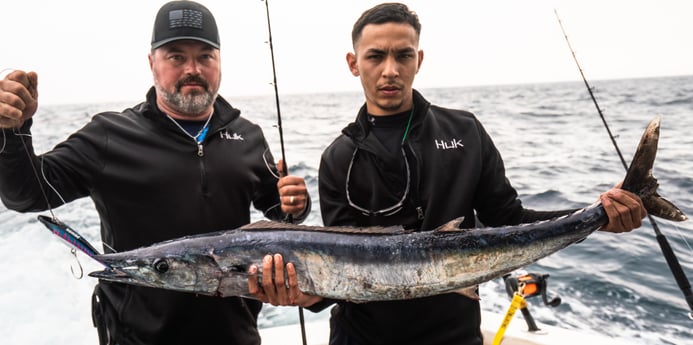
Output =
[
  {"x1": 503, "y1": 272, "x2": 561, "y2": 307},
  {"x1": 501, "y1": 272, "x2": 562, "y2": 332}
]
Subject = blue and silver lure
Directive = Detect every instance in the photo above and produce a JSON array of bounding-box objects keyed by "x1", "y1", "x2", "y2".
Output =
[{"x1": 38, "y1": 215, "x2": 111, "y2": 270}]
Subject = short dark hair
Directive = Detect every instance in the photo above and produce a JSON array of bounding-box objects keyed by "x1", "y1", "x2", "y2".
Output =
[{"x1": 351, "y1": 3, "x2": 421, "y2": 47}]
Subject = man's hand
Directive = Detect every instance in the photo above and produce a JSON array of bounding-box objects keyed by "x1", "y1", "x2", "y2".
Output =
[
  {"x1": 0, "y1": 70, "x2": 38, "y2": 128},
  {"x1": 247, "y1": 253, "x2": 322, "y2": 307},
  {"x1": 277, "y1": 160, "x2": 309, "y2": 217},
  {"x1": 599, "y1": 184, "x2": 646, "y2": 233}
]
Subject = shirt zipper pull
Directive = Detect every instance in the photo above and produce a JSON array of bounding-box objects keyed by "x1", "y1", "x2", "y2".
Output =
[
  {"x1": 196, "y1": 125, "x2": 209, "y2": 157},
  {"x1": 197, "y1": 142, "x2": 204, "y2": 157}
]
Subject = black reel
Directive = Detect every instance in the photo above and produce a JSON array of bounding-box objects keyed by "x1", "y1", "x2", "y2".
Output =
[
  {"x1": 504, "y1": 273, "x2": 561, "y2": 307},
  {"x1": 502, "y1": 272, "x2": 562, "y2": 332}
]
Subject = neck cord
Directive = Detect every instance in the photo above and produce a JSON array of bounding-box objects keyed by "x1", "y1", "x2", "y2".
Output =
[
  {"x1": 401, "y1": 107, "x2": 415, "y2": 145},
  {"x1": 165, "y1": 111, "x2": 213, "y2": 157},
  {"x1": 165, "y1": 111, "x2": 214, "y2": 144}
]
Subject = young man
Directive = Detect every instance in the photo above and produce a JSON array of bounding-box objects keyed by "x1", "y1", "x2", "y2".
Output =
[
  {"x1": 0, "y1": 1, "x2": 309, "y2": 344},
  {"x1": 254, "y1": 3, "x2": 645, "y2": 345}
]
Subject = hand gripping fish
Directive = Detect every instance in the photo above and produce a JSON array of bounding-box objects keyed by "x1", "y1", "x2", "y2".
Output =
[{"x1": 84, "y1": 116, "x2": 686, "y2": 302}]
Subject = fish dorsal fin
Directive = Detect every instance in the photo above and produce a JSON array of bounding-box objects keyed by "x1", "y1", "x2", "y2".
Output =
[
  {"x1": 434, "y1": 217, "x2": 466, "y2": 232},
  {"x1": 239, "y1": 220, "x2": 410, "y2": 235}
]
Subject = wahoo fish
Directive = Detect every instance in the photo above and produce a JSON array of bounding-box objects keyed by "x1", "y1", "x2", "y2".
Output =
[{"x1": 88, "y1": 117, "x2": 687, "y2": 302}]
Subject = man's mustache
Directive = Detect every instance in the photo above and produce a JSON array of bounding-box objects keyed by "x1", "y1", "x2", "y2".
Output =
[{"x1": 175, "y1": 76, "x2": 209, "y2": 91}]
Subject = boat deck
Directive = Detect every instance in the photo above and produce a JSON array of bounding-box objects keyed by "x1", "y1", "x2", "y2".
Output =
[{"x1": 259, "y1": 310, "x2": 631, "y2": 345}]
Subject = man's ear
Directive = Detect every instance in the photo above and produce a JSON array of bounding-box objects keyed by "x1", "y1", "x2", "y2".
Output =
[
  {"x1": 416, "y1": 49, "x2": 424, "y2": 73},
  {"x1": 346, "y1": 52, "x2": 359, "y2": 77},
  {"x1": 148, "y1": 52, "x2": 155, "y2": 70}
]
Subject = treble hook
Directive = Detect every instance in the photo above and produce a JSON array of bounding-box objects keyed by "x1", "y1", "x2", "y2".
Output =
[{"x1": 69, "y1": 248, "x2": 84, "y2": 279}]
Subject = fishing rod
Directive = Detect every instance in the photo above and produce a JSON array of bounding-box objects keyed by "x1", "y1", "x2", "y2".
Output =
[
  {"x1": 554, "y1": 9, "x2": 693, "y2": 319},
  {"x1": 261, "y1": 1, "x2": 308, "y2": 343},
  {"x1": 263, "y1": 0, "x2": 289, "y2": 178},
  {"x1": 262, "y1": 0, "x2": 294, "y2": 227}
]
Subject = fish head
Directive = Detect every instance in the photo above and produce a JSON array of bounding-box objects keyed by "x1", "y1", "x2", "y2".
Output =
[{"x1": 89, "y1": 250, "x2": 222, "y2": 296}]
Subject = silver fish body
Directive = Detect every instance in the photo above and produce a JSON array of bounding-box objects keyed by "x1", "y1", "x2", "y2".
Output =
[{"x1": 90, "y1": 116, "x2": 687, "y2": 302}]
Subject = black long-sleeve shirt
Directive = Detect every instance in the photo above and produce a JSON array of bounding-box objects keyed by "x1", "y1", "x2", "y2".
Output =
[
  {"x1": 317, "y1": 90, "x2": 572, "y2": 345},
  {"x1": 0, "y1": 87, "x2": 309, "y2": 345}
]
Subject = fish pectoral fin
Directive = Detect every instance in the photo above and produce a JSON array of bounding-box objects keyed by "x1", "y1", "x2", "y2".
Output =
[
  {"x1": 434, "y1": 217, "x2": 466, "y2": 232},
  {"x1": 454, "y1": 285, "x2": 480, "y2": 300}
]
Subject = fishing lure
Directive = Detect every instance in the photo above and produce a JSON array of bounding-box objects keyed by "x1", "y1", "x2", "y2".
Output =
[{"x1": 38, "y1": 215, "x2": 111, "y2": 271}]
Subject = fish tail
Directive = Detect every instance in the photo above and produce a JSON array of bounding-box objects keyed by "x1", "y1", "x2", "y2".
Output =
[{"x1": 622, "y1": 116, "x2": 687, "y2": 222}]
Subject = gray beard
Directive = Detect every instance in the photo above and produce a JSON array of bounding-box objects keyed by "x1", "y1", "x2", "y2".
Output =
[{"x1": 156, "y1": 84, "x2": 216, "y2": 117}]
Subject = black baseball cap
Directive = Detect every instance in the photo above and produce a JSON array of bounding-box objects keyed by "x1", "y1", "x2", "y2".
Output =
[{"x1": 151, "y1": 1, "x2": 220, "y2": 49}]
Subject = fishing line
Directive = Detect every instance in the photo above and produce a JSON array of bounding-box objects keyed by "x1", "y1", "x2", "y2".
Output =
[
  {"x1": 18, "y1": 131, "x2": 58, "y2": 218},
  {"x1": 554, "y1": 9, "x2": 693, "y2": 319},
  {"x1": 672, "y1": 223, "x2": 693, "y2": 253},
  {"x1": 261, "y1": 0, "x2": 307, "y2": 342},
  {"x1": 0, "y1": 69, "x2": 14, "y2": 156},
  {"x1": 13, "y1": 113, "x2": 101, "y2": 274},
  {"x1": 0, "y1": 67, "x2": 14, "y2": 79},
  {"x1": 0, "y1": 128, "x2": 6, "y2": 153},
  {"x1": 0, "y1": 68, "x2": 61, "y2": 217},
  {"x1": 262, "y1": 147, "x2": 281, "y2": 179},
  {"x1": 1, "y1": 67, "x2": 109, "y2": 274},
  {"x1": 17, "y1": 120, "x2": 105, "y2": 275}
]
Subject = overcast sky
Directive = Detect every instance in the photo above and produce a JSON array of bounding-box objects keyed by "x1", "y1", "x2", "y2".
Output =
[{"x1": 2, "y1": 0, "x2": 691, "y2": 105}]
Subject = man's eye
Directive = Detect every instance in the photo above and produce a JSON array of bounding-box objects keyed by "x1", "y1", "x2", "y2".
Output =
[{"x1": 168, "y1": 55, "x2": 184, "y2": 62}]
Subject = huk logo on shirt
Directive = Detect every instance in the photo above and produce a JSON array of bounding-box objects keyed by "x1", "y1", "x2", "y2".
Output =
[
  {"x1": 220, "y1": 130, "x2": 244, "y2": 141},
  {"x1": 434, "y1": 138, "x2": 464, "y2": 150}
]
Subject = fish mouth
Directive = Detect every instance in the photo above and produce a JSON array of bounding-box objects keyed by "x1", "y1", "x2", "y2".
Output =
[
  {"x1": 88, "y1": 264, "x2": 164, "y2": 289},
  {"x1": 88, "y1": 267, "x2": 135, "y2": 280},
  {"x1": 88, "y1": 253, "x2": 148, "y2": 282}
]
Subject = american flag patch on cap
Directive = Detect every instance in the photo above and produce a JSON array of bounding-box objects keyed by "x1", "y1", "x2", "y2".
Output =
[
  {"x1": 168, "y1": 9, "x2": 203, "y2": 29},
  {"x1": 151, "y1": 1, "x2": 219, "y2": 49}
]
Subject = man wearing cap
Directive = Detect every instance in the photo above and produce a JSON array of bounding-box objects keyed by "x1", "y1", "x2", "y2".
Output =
[{"x1": 0, "y1": 1, "x2": 310, "y2": 344}]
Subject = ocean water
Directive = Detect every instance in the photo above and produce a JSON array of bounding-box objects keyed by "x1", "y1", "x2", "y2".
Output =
[{"x1": 1, "y1": 75, "x2": 692, "y2": 344}]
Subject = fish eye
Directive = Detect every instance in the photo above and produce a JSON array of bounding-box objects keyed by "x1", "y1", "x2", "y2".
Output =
[{"x1": 153, "y1": 259, "x2": 169, "y2": 273}]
